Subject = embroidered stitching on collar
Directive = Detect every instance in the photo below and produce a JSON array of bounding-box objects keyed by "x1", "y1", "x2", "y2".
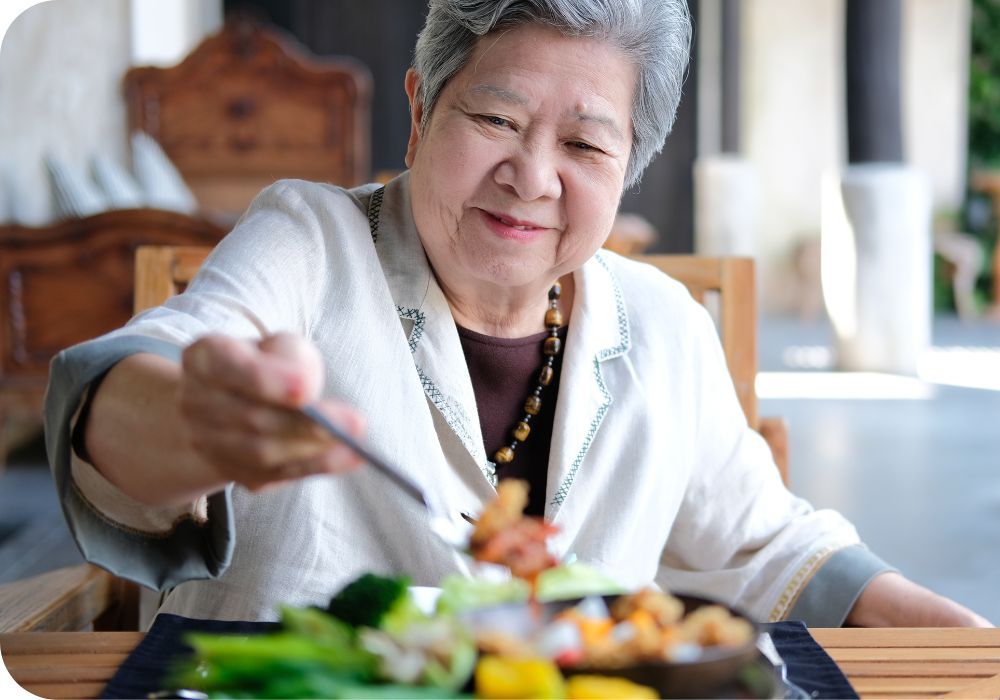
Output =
[
  {"x1": 550, "y1": 253, "x2": 631, "y2": 508},
  {"x1": 415, "y1": 365, "x2": 477, "y2": 456},
  {"x1": 397, "y1": 306, "x2": 426, "y2": 353},
  {"x1": 397, "y1": 304, "x2": 482, "y2": 477},
  {"x1": 367, "y1": 186, "x2": 385, "y2": 244}
]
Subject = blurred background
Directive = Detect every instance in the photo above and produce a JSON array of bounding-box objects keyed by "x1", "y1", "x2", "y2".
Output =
[{"x1": 0, "y1": 0, "x2": 997, "y2": 622}]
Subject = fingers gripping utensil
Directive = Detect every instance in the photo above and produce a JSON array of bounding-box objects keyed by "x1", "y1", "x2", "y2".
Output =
[{"x1": 299, "y1": 405, "x2": 470, "y2": 549}]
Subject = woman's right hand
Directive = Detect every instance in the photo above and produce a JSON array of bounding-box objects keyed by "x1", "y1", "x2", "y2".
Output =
[{"x1": 179, "y1": 332, "x2": 366, "y2": 491}]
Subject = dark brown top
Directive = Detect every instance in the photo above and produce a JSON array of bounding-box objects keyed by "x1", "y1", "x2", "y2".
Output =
[{"x1": 457, "y1": 325, "x2": 567, "y2": 517}]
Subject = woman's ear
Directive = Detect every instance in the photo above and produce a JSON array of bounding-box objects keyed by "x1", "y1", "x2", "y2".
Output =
[{"x1": 404, "y1": 69, "x2": 424, "y2": 168}]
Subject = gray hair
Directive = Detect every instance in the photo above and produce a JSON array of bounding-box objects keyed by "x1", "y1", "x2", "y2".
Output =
[{"x1": 412, "y1": 0, "x2": 692, "y2": 189}]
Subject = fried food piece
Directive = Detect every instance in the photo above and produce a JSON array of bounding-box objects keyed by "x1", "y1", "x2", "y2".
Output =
[
  {"x1": 679, "y1": 605, "x2": 754, "y2": 646},
  {"x1": 470, "y1": 480, "x2": 559, "y2": 582},
  {"x1": 610, "y1": 588, "x2": 684, "y2": 627},
  {"x1": 471, "y1": 480, "x2": 530, "y2": 546},
  {"x1": 473, "y1": 518, "x2": 559, "y2": 581}
]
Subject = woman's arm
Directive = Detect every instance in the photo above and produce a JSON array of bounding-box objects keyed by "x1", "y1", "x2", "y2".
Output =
[
  {"x1": 846, "y1": 571, "x2": 992, "y2": 627},
  {"x1": 84, "y1": 333, "x2": 366, "y2": 507}
]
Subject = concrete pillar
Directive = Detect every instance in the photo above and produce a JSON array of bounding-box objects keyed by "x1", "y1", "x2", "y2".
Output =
[
  {"x1": 694, "y1": 155, "x2": 758, "y2": 257},
  {"x1": 821, "y1": 164, "x2": 931, "y2": 374}
]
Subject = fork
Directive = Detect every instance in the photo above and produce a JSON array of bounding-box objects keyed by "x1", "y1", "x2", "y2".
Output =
[{"x1": 300, "y1": 405, "x2": 470, "y2": 549}]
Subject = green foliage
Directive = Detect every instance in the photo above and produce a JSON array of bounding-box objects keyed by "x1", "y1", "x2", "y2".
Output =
[
  {"x1": 970, "y1": 0, "x2": 1000, "y2": 167},
  {"x1": 957, "y1": 2, "x2": 999, "y2": 314},
  {"x1": 325, "y1": 572, "x2": 412, "y2": 629}
]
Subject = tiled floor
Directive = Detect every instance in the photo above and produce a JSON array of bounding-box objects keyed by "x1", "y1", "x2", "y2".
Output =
[
  {"x1": 758, "y1": 315, "x2": 1000, "y2": 623},
  {"x1": 1, "y1": 314, "x2": 998, "y2": 623}
]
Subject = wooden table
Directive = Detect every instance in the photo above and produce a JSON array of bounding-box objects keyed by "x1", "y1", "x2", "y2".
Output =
[{"x1": 4, "y1": 628, "x2": 1000, "y2": 699}]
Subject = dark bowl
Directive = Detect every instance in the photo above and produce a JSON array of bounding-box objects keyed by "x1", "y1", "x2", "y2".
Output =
[{"x1": 461, "y1": 593, "x2": 761, "y2": 699}]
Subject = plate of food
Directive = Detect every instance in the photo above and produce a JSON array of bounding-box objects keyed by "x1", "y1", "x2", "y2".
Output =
[{"x1": 164, "y1": 481, "x2": 769, "y2": 698}]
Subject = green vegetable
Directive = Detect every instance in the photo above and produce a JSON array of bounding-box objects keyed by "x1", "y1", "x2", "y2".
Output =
[
  {"x1": 167, "y1": 631, "x2": 377, "y2": 697},
  {"x1": 325, "y1": 572, "x2": 412, "y2": 629},
  {"x1": 535, "y1": 563, "x2": 624, "y2": 602},
  {"x1": 435, "y1": 563, "x2": 623, "y2": 614},
  {"x1": 435, "y1": 574, "x2": 531, "y2": 615}
]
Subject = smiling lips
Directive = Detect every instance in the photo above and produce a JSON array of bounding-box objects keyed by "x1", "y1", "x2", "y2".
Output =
[{"x1": 480, "y1": 208, "x2": 552, "y2": 241}]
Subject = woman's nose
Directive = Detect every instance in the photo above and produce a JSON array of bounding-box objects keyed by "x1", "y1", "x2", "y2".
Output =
[{"x1": 494, "y1": 143, "x2": 563, "y2": 201}]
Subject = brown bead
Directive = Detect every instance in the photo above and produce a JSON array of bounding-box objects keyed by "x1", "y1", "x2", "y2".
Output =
[
  {"x1": 538, "y1": 365, "x2": 554, "y2": 386},
  {"x1": 494, "y1": 446, "x2": 515, "y2": 464},
  {"x1": 545, "y1": 308, "x2": 563, "y2": 327},
  {"x1": 524, "y1": 395, "x2": 542, "y2": 415},
  {"x1": 543, "y1": 336, "x2": 562, "y2": 356},
  {"x1": 513, "y1": 421, "x2": 531, "y2": 441}
]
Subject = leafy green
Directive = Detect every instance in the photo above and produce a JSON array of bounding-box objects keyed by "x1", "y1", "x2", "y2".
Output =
[
  {"x1": 381, "y1": 588, "x2": 430, "y2": 635},
  {"x1": 535, "y1": 562, "x2": 625, "y2": 602},
  {"x1": 167, "y1": 631, "x2": 377, "y2": 697},
  {"x1": 325, "y1": 572, "x2": 411, "y2": 629},
  {"x1": 435, "y1": 574, "x2": 531, "y2": 615}
]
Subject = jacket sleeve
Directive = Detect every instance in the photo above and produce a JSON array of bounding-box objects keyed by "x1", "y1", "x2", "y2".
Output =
[
  {"x1": 656, "y1": 304, "x2": 892, "y2": 625},
  {"x1": 45, "y1": 334, "x2": 236, "y2": 591}
]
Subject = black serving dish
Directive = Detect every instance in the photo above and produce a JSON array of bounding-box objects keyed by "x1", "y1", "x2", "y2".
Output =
[{"x1": 461, "y1": 593, "x2": 762, "y2": 698}]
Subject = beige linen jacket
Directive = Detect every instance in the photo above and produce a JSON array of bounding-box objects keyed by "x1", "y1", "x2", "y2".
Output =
[{"x1": 45, "y1": 173, "x2": 886, "y2": 626}]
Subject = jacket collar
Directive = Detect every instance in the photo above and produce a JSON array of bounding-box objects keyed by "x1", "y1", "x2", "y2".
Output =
[
  {"x1": 372, "y1": 173, "x2": 489, "y2": 480},
  {"x1": 370, "y1": 172, "x2": 632, "y2": 511},
  {"x1": 546, "y1": 252, "x2": 631, "y2": 519}
]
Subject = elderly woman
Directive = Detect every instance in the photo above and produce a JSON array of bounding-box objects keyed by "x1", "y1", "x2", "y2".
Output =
[{"x1": 46, "y1": 0, "x2": 986, "y2": 628}]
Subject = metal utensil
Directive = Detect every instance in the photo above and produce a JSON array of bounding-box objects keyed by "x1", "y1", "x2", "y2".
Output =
[{"x1": 299, "y1": 404, "x2": 469, "y2": 548}]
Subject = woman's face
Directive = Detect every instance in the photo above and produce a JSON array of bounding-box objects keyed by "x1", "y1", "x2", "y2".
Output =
[{"x1": 405, "y1": 24, "x2": 636, "y2": 295}]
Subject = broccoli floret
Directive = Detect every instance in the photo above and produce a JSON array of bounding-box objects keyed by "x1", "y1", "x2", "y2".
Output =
[{"x1": 325, "y1": 573, "x2": 411, "y2": 629}]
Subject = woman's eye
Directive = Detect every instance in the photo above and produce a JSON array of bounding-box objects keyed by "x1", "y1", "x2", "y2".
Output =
[
  {"x1": 482, "y1": 115, "x2": 510, "y2": 128},
  {"x1": 569, "y1": 141, "x2": 601, "y2": 153}
]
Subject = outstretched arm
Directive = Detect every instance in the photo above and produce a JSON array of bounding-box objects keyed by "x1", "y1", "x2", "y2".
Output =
[
  {"x1": 846, "y1": 571, "x2": 992, "y2": 627},
  {"x1": 84, "y1": 333, "x2": 366, "y2": 507}
]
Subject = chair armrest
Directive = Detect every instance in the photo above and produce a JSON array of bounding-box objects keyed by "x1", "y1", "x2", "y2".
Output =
[
  {"x1": 758, "y1": 416, "x2": 790, "y2": 488},
  {"x1": 0, "y1": 563, "x2": 138, "y2": 632}
]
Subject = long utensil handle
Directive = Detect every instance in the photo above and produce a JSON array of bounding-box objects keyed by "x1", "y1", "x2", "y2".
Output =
[{"x1": 300, "y1": 404, "x2": 429, "y2": 508}]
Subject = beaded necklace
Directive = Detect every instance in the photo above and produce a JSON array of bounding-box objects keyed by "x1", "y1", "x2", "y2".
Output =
[{"x1": 492, "y1": 281, "x2": 564, "y2": 467}]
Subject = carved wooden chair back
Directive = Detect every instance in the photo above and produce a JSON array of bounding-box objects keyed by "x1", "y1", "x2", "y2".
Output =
[{"x1": 124, "y1": 15, "x2": 372, "y2": 218}]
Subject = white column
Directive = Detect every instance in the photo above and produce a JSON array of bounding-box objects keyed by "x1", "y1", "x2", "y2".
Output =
[
  {"x1": 821, "y1": 164, "x2": 932, "y2": 374},
  {"x1": 693, "y1": 155, "x2": 759, "y2": 257}
]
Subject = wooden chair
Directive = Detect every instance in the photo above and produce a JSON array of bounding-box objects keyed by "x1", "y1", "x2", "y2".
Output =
[
  {"x1": 133, "y1": 245, "x2": 212, "y2": 315},
  {"x1": 635, "y1": 256, "x2": 789, "y2": 485}
]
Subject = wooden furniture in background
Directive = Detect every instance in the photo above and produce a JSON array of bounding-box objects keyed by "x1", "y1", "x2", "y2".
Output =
[
  {"x1": 6, "y1": 627, "x2": 1000, "y2": 699},
  {"x1": 636, "y1": 256, "x2": 790, "y2": 485},
  {"x1": 124, "y1": 15, "x2": 372, "y2": 219},
  {"x1": 0, "y1": 210, "x2": 226, "y2": 466}
]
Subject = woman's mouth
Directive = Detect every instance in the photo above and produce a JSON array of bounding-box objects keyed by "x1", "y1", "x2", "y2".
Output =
[{"x1": 479, "y1": 209, "x2": 549, "y2": 241}]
